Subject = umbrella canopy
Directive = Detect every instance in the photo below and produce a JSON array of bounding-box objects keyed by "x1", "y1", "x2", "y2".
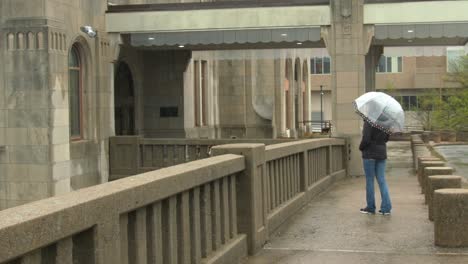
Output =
[{"x1": 353, "y1": 92, "x2": 405, "y2": 134}]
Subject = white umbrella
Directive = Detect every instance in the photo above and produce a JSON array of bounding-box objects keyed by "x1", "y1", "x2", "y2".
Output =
[{"x1": 353, "y1": 92, "x2": 405, "y2": 134}]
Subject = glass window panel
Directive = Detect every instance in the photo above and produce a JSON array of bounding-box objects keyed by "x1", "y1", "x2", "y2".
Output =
[
  {"x1": 69, "y1": 48, "x2": 79, "y2": 67},
  {"x1": 447, "y1": 48, "x2": 465, "y2": 72},
  {"x1": 315, "y1": 57, "x2": 323, "y2": 74},
  {"x1": 323, "y1": 57, "x2": 331, "y2": 74},
  {"x1": 310, "y1": 58, "x2": 315, "y2": 74},
  {"x1": 69, "y1": 69, "x2": 81, "y2": 137},
  {"x1": 402, "y1": 96, "x2": 410, "y2": 111},
  {"x1": 409, "y1": 96, "x2": 417, "y2": 109},
  {"x1": 386, "y1": 57, "x2": 392, "y2": 73},
  {"x1": 397, "y1": 57, "x2": 403, "y2": 72},
  {"x1": 377, "y1": 55, "x2": 386, "y2": 72}
]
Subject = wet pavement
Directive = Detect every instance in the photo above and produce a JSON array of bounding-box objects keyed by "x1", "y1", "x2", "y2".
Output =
[
  {"x1": 433, "y1": 144, "x2": 468, "y2": 182},
  {"x1": 244, "y1": 142, "x2": 468, "y2": 264}
]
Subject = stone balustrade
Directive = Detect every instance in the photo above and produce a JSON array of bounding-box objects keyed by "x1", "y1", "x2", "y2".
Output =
[
  {"x1": 109, "y1": 136, "x2": 296, "y2": 180},
  {"x1": 211, "y1": 138, "x2": 346, "y2": 254},
  {"x1": 0, "y1": 138, "x2": 346, "y2": 263},
  {"x1": 0, "y1": 154, "x2": 247, "y2": 264}
]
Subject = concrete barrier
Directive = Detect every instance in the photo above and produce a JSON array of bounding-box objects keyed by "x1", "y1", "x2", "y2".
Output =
[
  {"x1": 423, "y1": 167, "x2": 453, "y2": 203},
  {"x1": 412, "y1": 144, "x2": 431, "y2": 170},
  {"x1": 417, "y1": 157, "x2": 441, "y2": 182},
  {"x1": 434, "y1": 189, "x2": 468, "y2": 247},
  {"x1": 456, "y1": 131, "x2": 468, "y2": 142},
  {"x1": 422, "y1": 132, "x2": 431, "y2": 143},
  {"x1": 419, "y1": 161, "x2": 445, "y2": 192},
  {"x1": 427, "y1": 175, "x2": 462, "y2": 221},
  {"x1": 430, "y1": 131, "x2": 441, "y2": 143},
  {"x1": 440, "y1": 131, "x2": 457, "y2": 142}
]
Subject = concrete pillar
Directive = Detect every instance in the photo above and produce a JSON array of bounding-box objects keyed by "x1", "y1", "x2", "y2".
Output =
[
  {"x1": 418, "y1": 160, "x2": 444, "y2": 188},
  {"x1": 296, "y1": 59, "x2": 304, "y2": 136},
  {"x1": 211, "y1": 144, "x2": 267, "y2": 255},
  {"x1": 365, "y1": 46, "x2": 383, "y2": 92},
  {"x1": 423, "y1": 167, "x2": 453, "y2": 204},
  {"x1": 434, "y1": 189, "x2": 468, "y2": 247},
  {"x1": 417, "y1": 156, "x2": 440, "y2": 174},
  {"x1": 323, "y1": 0, "x2": 374, "y2": 176},
  {"x1": 303, "y1": 60, "x2": 312, "y2": 133},
  {"x1": 427, "y1": 175, "x2": 462, "y2": 221},
  {"x1": 273, "y1": 58, "x2": 287, "y2": 138},
  {"x1": 286, "y1": 59, "x2": 297, "y2": 138}
]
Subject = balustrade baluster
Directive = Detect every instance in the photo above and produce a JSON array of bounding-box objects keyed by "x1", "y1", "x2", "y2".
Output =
[
  {"x1": 200, "y1": 183, "x2": 212, "y2": 257},
  {"x1": 178, "y1": 192, "x2": 191, "y2": 264},
  {"x1": 211, "y1": 181, "x2": 222, "y2": 251},
  {"x1": 190, "y1": 188, "x2": 202, "y2": 264}
]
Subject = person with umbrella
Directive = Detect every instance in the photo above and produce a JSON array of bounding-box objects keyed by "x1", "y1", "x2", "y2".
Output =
[{"x1": 353, "y1": 92, "x2": 405, "y2": 215}]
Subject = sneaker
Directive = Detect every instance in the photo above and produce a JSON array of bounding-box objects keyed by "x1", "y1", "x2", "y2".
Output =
[
  {"x1": 378, "y1": 210, "x2": 391, "y2": 216},
  {"x1": 360, "y1": 207, "x2": 375, "y2": 214}
]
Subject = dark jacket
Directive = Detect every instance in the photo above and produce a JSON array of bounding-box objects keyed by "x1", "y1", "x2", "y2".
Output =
[{"x1": 359, "y1": 121, "x2": 389, "y2": 160}]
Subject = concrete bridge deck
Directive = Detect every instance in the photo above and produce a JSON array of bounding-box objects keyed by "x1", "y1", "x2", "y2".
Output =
[{"x1": 245, "y1": 141, "x2": 468, "y2": 264}]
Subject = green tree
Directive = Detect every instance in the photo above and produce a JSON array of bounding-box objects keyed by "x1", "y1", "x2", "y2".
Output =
[
  {"x1": 415, "y1": 89, "x2": 441, "y2": 131},
  {"x1": 435, "y1": 55, "x2": 468, "y2": 131}
]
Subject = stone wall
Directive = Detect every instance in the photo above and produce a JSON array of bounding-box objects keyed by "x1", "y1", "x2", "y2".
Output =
[{"x1": 141, "y1": 50, "x2": 189, "y2": 138}]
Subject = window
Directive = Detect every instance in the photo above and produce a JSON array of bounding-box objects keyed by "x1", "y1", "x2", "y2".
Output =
[
  {"x1": 377, "y1": 56, "x2": 403, "y2": 73},
  {"x1": 69, "y1": 45, "x2": 82, "y2": 139},
  {"x1": 310, "y1": 57, "x2": 331, "y2": 74},
  {"x1": 446, "y1": 47, "x2": 465, "y2": 72},
  {"x1": 395, "y1": 95, "x2": 419, "y2": 111}
]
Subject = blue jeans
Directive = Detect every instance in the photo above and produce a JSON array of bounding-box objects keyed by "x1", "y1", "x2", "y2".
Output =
[{"x1": 363, "y1": 159, "x2": 392, "y2": 213}]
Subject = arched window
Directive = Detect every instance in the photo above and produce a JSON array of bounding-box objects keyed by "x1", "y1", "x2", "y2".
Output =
[{"x1": 69, "y1": 44, "x2": 82, "y2": 139}]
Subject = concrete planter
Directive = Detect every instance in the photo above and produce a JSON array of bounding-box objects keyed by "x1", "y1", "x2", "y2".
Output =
[
  {"x1": 422, "y1": 131, "x2": 431, "y2": 143},
  {"x1": 430, "y1": 131, "x2": 441, "y2": 143},
  {"x1": 456, "y1": 131, "x2": 468, "y2": 142},
  {"x1": 439, "y1": 130, "x2": 456, "y2": 142},
  {"x1": 427, "y1": 175, "x2": 462, "y2": 221},
  {"x1": 434, "y1": 189, "x2": 468, "y2": 247}
]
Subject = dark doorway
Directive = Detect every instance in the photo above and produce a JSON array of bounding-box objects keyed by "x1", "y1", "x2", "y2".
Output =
[{"x1": 115, "y1": 62, "x2": 135, "y2": 135}]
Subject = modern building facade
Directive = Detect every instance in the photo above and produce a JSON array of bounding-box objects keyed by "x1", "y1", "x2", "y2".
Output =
[
  {"x1": 1, "y1": 0, "x2": 468, "y2": 210},
  {"x1": 310, "y1": 46, "x2": 467, "y2": 130}
]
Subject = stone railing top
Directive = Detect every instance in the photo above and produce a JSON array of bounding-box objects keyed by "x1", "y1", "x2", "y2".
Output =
[
  {"x1": 435, "y1": 188, "x2": 468, "y2": 195},
  {"x1": 138, "y1": 137, "x2": 296, "y2": 146},
  {"x1": 0, "y1": 154, "x2": 244, "y2": 261},
  {"x1": 265, "y1": 138, "x2": 345, "y2": 161}
]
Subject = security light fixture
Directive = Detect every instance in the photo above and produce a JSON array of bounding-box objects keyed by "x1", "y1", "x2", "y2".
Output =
[
  {"x1": 297, "y1": 42, "x2": 303, "y2": 45},
  {"x1": 407, "y1": 29, "x2": 414, "y2": 33},
  {"x1": 281, "y1": 33, "x2": 288, "y2": 37},
  {"x1": 80, "y1": 26, "x2": 97, "y2": 38},
  {"x1": 148, "y1": 37, "x2": 155, "y2": 40},
  {"x1": 178, "y1": 45, "x2": 185, "y2": 48}
]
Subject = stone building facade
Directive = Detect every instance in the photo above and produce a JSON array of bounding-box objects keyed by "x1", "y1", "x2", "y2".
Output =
[{"x1": 0, "y1": 0, "x2": 114, "y2": 209}]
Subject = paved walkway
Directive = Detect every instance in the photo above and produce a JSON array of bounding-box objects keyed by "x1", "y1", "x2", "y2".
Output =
[{"x1": 244, "y1": 141, "x2": 468, "y2": 264}]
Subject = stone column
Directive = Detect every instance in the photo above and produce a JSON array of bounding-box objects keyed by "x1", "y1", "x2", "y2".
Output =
[
  {"x1": 296, "y1": 59, "x2": 304, "y2": 137},
  {"x1": 211, "y1": 144, "x2": 267, "y2": 255},
  {"x1": 365, "y1": 46, "x2": 383, "y2": 92},
  {"x1": 286, "y1": 59, "x2": 297, "y2": 138},
  {"x1": 304, "y1": 60, "x2": 312, "y2": 133},
  {"x1": 273, "y1": 58, "x2": 287, "y2": 138},
  {"x1": 323, "y1": 0, "x2": 374, "y2": 176}
]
